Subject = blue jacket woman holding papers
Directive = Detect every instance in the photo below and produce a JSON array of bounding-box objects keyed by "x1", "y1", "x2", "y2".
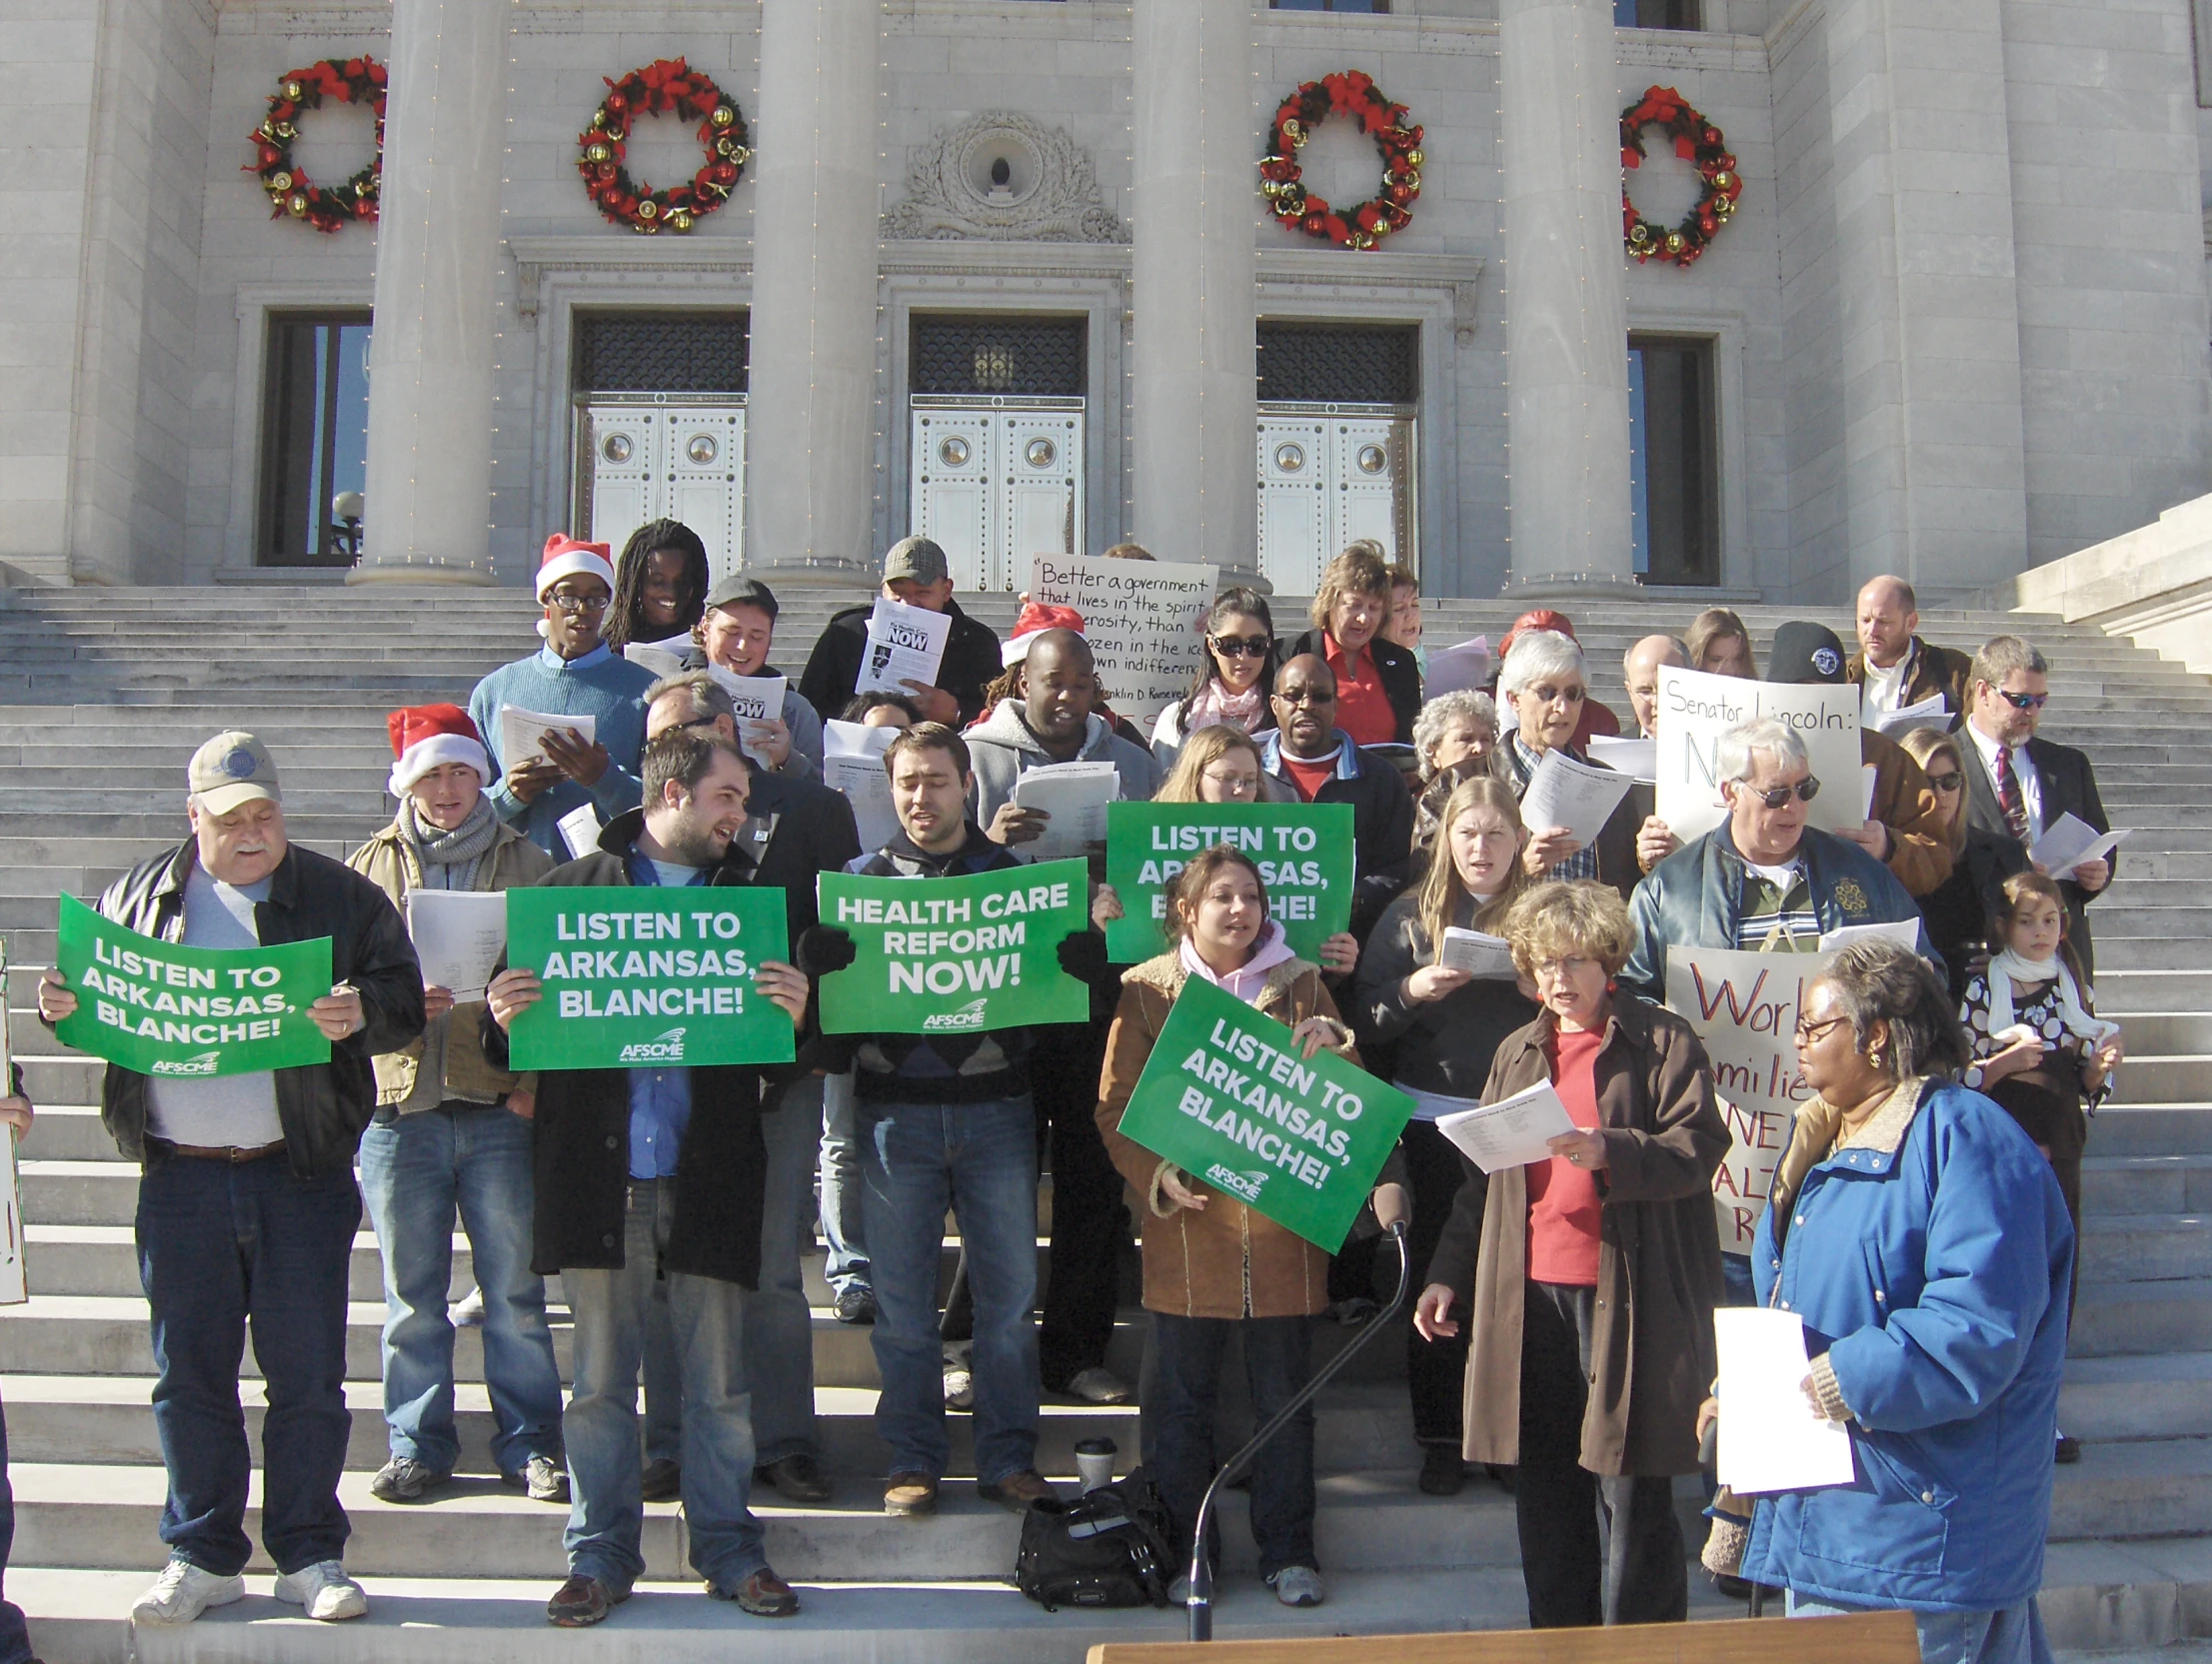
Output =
[{"x1": 1729, "y1": 940, "x2": 2072, "y2": 1664}]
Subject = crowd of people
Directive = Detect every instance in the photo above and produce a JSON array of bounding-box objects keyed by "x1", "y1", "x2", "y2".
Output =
[{"x1": 0, "y1": 532, "x2": 2114, "y2": 1664}]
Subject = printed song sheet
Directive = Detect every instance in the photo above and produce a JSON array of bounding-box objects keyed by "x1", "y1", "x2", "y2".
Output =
[
  {"x1": 405, "y1": 890, "x2": 510, "y2": 1000},
  {"x1": 1714, "y1": 1307, "x2": 1857, "y2": 1494},
  {"x1": 1012, "y1": 761, "x2": 1120, "y2": 862},
  {"x1": 2030, "y1": 813, "x2": 2129, "y2": 881},
  {"x1": 498, "y1": 707, "x2": 595, "y2": 773},
  {"x1": 1423, "y1": 637, "x2": 1492, "y2": 699},
  {"x1": 1817, "y1": 919, "x2": 1922, "y2": 954},
  {"x1": 823, "y1": 721, "x2": 901, "y2": 855},
  {"x1": 557, "y1": 804, "x2": 603, "y2": 861},
  {"x1": 855, "y1": 599, "x2": 952, "y2": 697},
  {"x1": 1433, "y1": 1082, "x2": 1578, "y2": 1174},
  {"x1": 1868, "y1": 693, "x2": 1951, "y2": 737},
  {"x1": 1437, "y1": 927, "x2": 1519, "y2": 980},
  {"x1": 1519, "y1": 750, "x2": 1635, "y2": 850},
  {"x1": 1586, "y1": 735, "x2": 1657, "y2": 782}
]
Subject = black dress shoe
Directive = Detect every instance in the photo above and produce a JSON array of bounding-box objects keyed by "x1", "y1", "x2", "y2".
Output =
[
  {"x1": 1418, "y1": 1445, "x2": 1466, "y2": 1496},
  {"x1": 755, "y1": 1452, "x2": 832, "y2": 1502},
  {"x1": 2055, "y1": 1434, "x2": 2083, "y2": 1464},
  {"x1": 639, "y1": 1457, "x2": 682, "y2": 1501}
]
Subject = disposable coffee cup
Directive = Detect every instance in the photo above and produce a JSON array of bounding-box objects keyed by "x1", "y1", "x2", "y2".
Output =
[{"x1": 1074, "y1": 1436, "x2": 1117, "y2": 1492}]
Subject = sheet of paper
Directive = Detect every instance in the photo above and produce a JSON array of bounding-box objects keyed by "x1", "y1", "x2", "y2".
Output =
[
  {"x1": 1438, "y1": 927, "x2": 1519, "y2": 980},
  {"x1": 1520, "y1": 750, "x2": 1636, "y2": 850},
  {"x1": 1714, "y1": 1307, "x2": 1857, "y2": 1494},
  {"x1": 1817, "y1": 918, "x2": 1922, "y2": 954},
  {"x1": 1869, "y1": 692, "x2": 1950, "y2": 737},
  {"x1": 405, "y1": 890, "x2": 509, "y2": 1000},
  {"x1": 622, "y1": 641, "x2": 691, "y2": 679},
  {"x1": 1424, "y1": 636, "x2": 1492, "y2": 699},
  {"x1": 824, "y1": 721, "x2": 902, "y2": 855},
  {"x1": 0, "y1": 1122, "x2": 22, "y2": 1305},
  {"x1": 855, "y1": 598, "x2": 952, "y2": 697},
  {"x1": 1585, "y1": 735, "x2": 1657, "y2": 783},
  {"x1": 1012, "y1": 761, "x2": 1121, "y2": 863},
  {"x1": 499, "y1": 706, "x2": 596, "y2": 773},
  {"x1": 1433, "y1": 1081, "x2": 1578, "y2": 1174},
  {"x1": 557, "y1": 803, "x2": 603, "y2": 861},
  {"x1": 1861, "y1": 763, "x2": 1879, "y2": 823},
  {"x1": 715, "y1": 674, "x2": 789, "y2": 767},
  {"x1": 2030, "y1": 813, "x2": 2129, "y2": 880}
]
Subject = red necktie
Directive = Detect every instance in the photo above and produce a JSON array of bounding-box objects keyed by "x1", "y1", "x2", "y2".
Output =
[{"x1": 1993, "y1": 745, "x2": 2029, "y2": 842}]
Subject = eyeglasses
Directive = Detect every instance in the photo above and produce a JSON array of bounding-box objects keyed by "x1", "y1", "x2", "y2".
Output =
[
  {"x1": 1210, "y1": 635, "x2": 1273, "y2": 660},
  {"x1": 1792, "y1": 1014, "x2": 1850, "y2": 1046},
  {"x1": 1997, "y1": 689, "x2": 2049, "y2": 711},
  {"x1": 1738, "y1": 778, "x2": 1821, "y2": 810},
  {"x1": 1529, "y1": 955, "x2": 1595, "y2": 981},
  {"x1": 1925, "y1": 771, "x2": 1964, "y2": 794},
  {"x1": 1277, "y1": 686, "x2": 1335, "y2": 706},
  {"x1": 1526, "y1": 684, "x2": 1587, "y2": 706},
  {"x1": 548, "y1": 592, "x2": 610, "y2": 616},
  {"x1": 1200, "y1": 769, "x2": 1260, "y2": 797}
]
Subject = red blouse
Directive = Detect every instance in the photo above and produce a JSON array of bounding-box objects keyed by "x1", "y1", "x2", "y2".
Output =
[
  {"x1": 1526, "y1": 1023, "x2": 1605, "y2": 1286},
  {"x1": 1324, "y1": 635, "x2": 1395, "y2": 749}
]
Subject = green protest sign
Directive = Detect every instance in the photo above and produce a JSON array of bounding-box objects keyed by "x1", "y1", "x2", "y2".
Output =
[
  {"x1": 53, "y1": 893, "x2": 333, "y2": 1077},
  {"x1": 816, "y1": 858, "x2": 1091, "y2": 1034},
  {"x1": 1103, "y1": 802, "x2": 1355, "y2": 964},
  {"x1": 1110, "y1": 974, "x2": 1412, "y2": 1251},
  {"x1": 504, "y1": 886, "x2": 795, "y2": 1070}
]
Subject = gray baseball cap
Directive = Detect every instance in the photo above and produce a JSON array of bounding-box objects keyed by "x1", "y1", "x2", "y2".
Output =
[
  {"x1": 188, "y1": 731, "x2": 281, "y2": 814},
  {"x1": 882, "y1": 536, "x2": 950, "y2": 587}
]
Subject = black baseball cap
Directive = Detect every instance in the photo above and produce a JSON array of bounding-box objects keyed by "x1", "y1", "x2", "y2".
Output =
[{"x1": 701, "y1": 575, "x2": 780, "y2": 620}]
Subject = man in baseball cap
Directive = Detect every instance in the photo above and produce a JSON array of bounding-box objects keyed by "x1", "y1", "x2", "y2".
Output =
[
  {"x1": 37, "y1": 732, "x2": 426, "y2": 1627},
  {"x1": 796, "y1": 537, "x2": 1005, "y2": 731}
]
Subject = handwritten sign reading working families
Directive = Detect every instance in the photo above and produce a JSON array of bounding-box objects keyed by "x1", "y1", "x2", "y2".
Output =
[
  {"x1": 815, "y1": 858, "x2": 1092, "y2": 1034},
  {"x1": 1112, "y1": 974, "x2": 1411, "y2": 1252},
  {"x1": 1030, "y1": 555, "x2": 1219, "y2": 722},
  {"x1": 1102, "y1": 803, "x2": 1355, "y2": 964},
  {"x1": 1653, "y1": 666, "x2": 1863, "y2": 841},
  {"x1": 503, "y1": 888, "x2": 795, "y2": 1070},
  {"x1": 52, "y1": 894, "x2": 333, "y2": 1077},
  {"x1": 1664, "y1": 943, "x2": 1829, "y2": 1252}
]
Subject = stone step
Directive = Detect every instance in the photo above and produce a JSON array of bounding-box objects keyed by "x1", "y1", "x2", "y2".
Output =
[
  {"x1": 2047, "y1": 1437, "x2": 2212, "y2": 1540},
  {"x1": 2084, "y1": 1155, "x2": 2212, "y2": 1217},
  {"x1": 2061, "y1": 1353, "x2": 2212, "y2": 1443},
  {"x1": 2104, "y1": 973, "x2": 2212, "y2": 1013},
  {"x1": 2070, "y1": 1279, "x2": 2212, "y2": 1359},
  {"x1": 2082, "y1": 1215, "x2": 2212, "y2": 1283},
  {"x1": 2083, "y1": 1105, "x2": 2212, "y2": 1159},
  {"x1": 2102, "y1": 1058, "x2": 2212, "y2": 1106}
]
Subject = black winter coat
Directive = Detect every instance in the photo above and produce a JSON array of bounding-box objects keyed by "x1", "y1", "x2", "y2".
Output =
[
  {"x1": 797, "y1": 598, "x2": 1005, "y2": 729},
  {"x1": 75, "y1": 841, "x2": 424, "y2": 1178}
]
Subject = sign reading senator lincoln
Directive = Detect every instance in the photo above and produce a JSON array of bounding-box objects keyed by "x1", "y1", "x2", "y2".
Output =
[
  {"x1": 1653, "y1": 665, "x2": 1863, "y2": 841},
  {"x1": 502, "y1": 887, "x2": 795, "y2": 1070}
]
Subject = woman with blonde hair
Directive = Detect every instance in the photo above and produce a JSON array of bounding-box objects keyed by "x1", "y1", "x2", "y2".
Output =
[
  {"x1": 1416, "y1": 879, "x2": 1726, "y2": 1627},
  {"x1": 1274, "y1": 545, "x2": 1420, "y2": 748},
  {"x1": 1896, "y1": 725, "x2": 2028, "y2": 997},
  {"x1": 1353, "y1": 776, "x2": 1538, "y2": 1494}
]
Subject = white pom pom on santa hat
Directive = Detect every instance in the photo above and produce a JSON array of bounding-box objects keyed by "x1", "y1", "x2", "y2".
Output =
[
  {"x1": 387, "y1": 704, "x2": 492, "y2": 798},
  {"x1": 536, "y1": 533, "x2": 617, "y2": 601}
]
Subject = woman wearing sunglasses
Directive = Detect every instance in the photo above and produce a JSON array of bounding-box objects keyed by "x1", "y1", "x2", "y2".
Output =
[
  {"x1": 1897, "y1": 726, "x2": 2028, "y2": 1000},
  {"x1": 1151, "y1": 587, "x2": 1278, "y2": 766}
]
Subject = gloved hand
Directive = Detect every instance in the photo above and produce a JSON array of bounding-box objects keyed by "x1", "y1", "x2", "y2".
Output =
[
  {"x1": 1056, "y1": 929, "x2": 1108, "y2": 983},
  {"x1": 796, "y1": 925, "x2": 858, "y2": 978}
]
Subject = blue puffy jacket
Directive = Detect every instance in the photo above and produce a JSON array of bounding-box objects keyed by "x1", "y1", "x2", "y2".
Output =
[{"x1": 1739, "y1": 1078, "x2": 2074, "y2": 1612}]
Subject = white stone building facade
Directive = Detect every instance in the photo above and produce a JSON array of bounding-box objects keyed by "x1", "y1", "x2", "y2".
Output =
[{"x1": 6, "y1": 0, "x2": 2211, "y2": 602}]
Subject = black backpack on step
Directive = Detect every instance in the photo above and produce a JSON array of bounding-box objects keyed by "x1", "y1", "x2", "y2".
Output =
[{"x1": 1013, "y1": 1473, "x2": 1176, "y2": 1611}]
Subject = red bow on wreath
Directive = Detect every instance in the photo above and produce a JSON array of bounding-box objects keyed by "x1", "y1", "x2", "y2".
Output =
[
  {"x1": 1259, "y1": 73, "x2": 1423, "y2": 251},
  {"x1": 1620, "y1": 85, "x2": 1741, "y2": 268},
  {"x1": 246, "y1": 57, "x2": 387, "y2": 235},
  {"x1": 576, "y1": 57, "x2": 750, "y2": 235}
]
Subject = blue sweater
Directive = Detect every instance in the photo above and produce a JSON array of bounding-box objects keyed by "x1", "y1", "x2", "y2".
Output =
[{"x1": 468, "y1": 644, "x2": 657, "y2": 854}]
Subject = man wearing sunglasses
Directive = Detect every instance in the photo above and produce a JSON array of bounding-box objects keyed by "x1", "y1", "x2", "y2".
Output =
[
  {"x1": 1958, "y1": 635, "x2": 2115, "y2": 978},
  {"x1": 468, "y1": 536, "x2": 658, "y2": 855}
]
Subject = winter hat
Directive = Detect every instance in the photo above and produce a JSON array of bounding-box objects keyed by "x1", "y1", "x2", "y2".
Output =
[
  {"x1": 387, "y1": 704, "x2": 492, "y2": 797},
  {"x1": 1497, "y1": 608, "x2": 1577, "y2": 665},
  {"x1": 1768, "y1": 621, "x2": 1849, "y2": 686},
  {"x1": 1002, "y1": 602, "x2": 1088, "y2": 668},
  {"x1": 535, "y1": 533, "x2": 617, "y2": 601}
]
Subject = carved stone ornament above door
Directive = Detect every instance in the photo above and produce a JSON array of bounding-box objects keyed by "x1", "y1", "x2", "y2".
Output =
[{"x1": 883, "y1": 113, "x2": 1125, "y2": 244}]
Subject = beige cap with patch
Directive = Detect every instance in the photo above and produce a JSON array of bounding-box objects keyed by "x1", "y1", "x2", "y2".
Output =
[{"x1": 188, "y1": 731, "x2": 281, "y2": 815}]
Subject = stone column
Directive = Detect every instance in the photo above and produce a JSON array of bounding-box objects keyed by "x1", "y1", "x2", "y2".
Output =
[
  {"x1": 351, "y1": 0, "x2": 506, "y2": 586},
  {"x1": 746, "y1": 0, "x2": 881, "y2": 580},
  {"x1": 1499, "y1": 0, "x2": 1634, "y2": 595},
  {"x1": 1130, "y1": 0, "x2": 1258, "y2": 584}
]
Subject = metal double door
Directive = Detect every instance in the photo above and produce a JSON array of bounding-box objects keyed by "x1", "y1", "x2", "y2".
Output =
[
  {"x1": 1255, "y1": 403, "x2": 1416, "y2": 596},
  {"x1": 576, "y1": 394, "x2": 748, "y2": 583},
  {"x1": 910, "y1": 396, "x2": 1084, "y2": 594}
]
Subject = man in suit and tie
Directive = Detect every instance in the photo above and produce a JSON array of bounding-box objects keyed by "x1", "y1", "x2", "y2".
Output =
[
  {"x1": 1846, "y1": 576, "x2": 1973, "y2": 729},
  {"x1": 1957, "y1": 635, "x2": 2115, "y2": 977}
]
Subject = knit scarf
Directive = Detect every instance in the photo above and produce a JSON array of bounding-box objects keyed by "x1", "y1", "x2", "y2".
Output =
[
  {"x1": 1185, "y1": 683, "x2": 1264, "y2": 735},
  {"x1": 1986, "y1": 948, "x2": 2118, "y2": 1048},
  {"x1": 397, "y1": 797, "x2": 502, "y2": 890}
]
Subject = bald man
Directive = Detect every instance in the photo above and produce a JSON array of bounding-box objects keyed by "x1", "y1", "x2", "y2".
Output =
[
  {"x1": 1845, "y1": 576, "x2": 1971, "y2": 728},
  {"x1": 1622, "y1": 635, "x2": 1686, "y2": 741},
  {"x1": 965, "y1": 629, "x2": 1158, "y2": 852}
]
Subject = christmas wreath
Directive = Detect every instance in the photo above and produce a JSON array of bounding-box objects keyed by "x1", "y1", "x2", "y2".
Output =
[
  {"x1": 577, "y1": 58, "x2": 749, "y2": 235},
  {"x1": 247, "y1": 57, "x2": 386, "y2": 234},
  {"x1": 1620, "y1": 86, "x2": 1741, "y2": 268},
  {"x1": 1259, "y1": 71, "x2": 1423, "y2": 251}
]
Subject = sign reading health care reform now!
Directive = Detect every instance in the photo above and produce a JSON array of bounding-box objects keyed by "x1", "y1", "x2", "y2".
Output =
[
  {"x1": 815, "y1": 858, "x2": 1091, "y2": 1034},
  {"x1": 1111, "y1": 975, "x2": 1412, "y2": 1252},
  {"x1": 52, "y1": 893, "x2": 333, "y2": 1078},
  {"x1": 1103, "y1": 802, "x2": 1354, "y2": 964},
  {"x1": 503, "y1": 887, "x2": 795, "y2": 1070}
]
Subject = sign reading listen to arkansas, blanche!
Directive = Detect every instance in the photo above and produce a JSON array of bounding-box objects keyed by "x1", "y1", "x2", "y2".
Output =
[
  {"x1": 502, "y1": 887, "x2": 795, "y2": 1070},
  {"x1": 1103, "y1": 802, "x2": 1355, "y2": 964}
]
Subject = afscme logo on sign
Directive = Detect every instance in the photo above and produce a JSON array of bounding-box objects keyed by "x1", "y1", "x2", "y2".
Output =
[
  {"x1": 1205, "y1": 1162, "x2": 1265, "y2": 1201},
  {"x1": 922, "y1": 997, "x2": 991, "y2": 1031},
  {"x1": 618, "y1": 1026, "x2": 687, "y2": 1063},
  {"x1": 149, "y1": 1049, "x2": 222, "y2": 1076}
]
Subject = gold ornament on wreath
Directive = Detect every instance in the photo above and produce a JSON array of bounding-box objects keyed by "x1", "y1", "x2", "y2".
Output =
[
  {"x1": 576, "y1": 57, "x2": 749, "y2": 235},
  {"x1": 1259, "y1": 71, "x2": 1422, "y2": 251},
  {"x1": 1620, "y1": 85, "x2": 1741, "y2": 269},
  {"x1": 246, "y1": 57, "x2": 386, "y2": 234}
]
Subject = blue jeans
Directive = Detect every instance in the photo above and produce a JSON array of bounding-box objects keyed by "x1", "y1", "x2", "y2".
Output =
[
  {"x1": 0, "y1": 1388, "x2": 32, "y2": 1664},
  {"x1": 1786, "y1": 1591, "x2": 2055, "y2": 1664},
  {"x1": 861, "y1": 1095, "x2": 1040, "y2": 1483},
  {"x1": 746, "y1": 1074, "x2": 821, "y2": 1466},
  {"x1": 820, "y1": 1069, "x2": 870, "y2": 1296},
  {"x1": 562, "y1": 1179, "x2": 764, "y2": 1593},
  {"x1": 1151, "y1": 1313, "x2": 1316, "y2": 1579},
  {"x1": 136, "y1": 1151, "x2": 360, "y2": 1577},
  {"x1": 358, "y1": 1105, "x2": 563, "y2": 1475}
]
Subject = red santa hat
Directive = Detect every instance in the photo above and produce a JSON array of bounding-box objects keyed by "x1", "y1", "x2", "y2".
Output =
[
  {"x1": 387, "y1": 705, "x2": 492, "y2": 798},
  {"x1": 1002, "y1": 603, "x2": 1088, "y2": 668},
  {"x1": 536, "y1": 533, "x2": 617, "y2": 601}
]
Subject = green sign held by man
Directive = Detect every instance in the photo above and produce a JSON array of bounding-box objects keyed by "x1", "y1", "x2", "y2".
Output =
[
  {"x1": 1111, "y1": 974, "x2": 1413, "y2": 1251},
  {"x1": 1103, "y1": 802, "x2": 1354, "y2": 964}
]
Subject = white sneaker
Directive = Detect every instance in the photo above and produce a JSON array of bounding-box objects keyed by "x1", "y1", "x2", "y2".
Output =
[
  {"x1": 131, "y1": 1558, "x2": 246, "y2": 1626},
  {"x1": 1267, "y1": 1564, "x2": 1325, "y2": 1607},
  {"x1": 274, "y1": 1560, "x2": 369, "y2": 1621},
  {"x1": 450, "y1": 1285, "x2": 487, "y2": 1326}
]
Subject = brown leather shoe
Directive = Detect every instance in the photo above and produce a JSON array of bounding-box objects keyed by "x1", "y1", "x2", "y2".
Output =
[
  {"x1": 546, "y1": 1574, "x2": 626, "y2": 1627},
  {"x1": 713, "y1": 1565, "x2": 800, "y2": 1618},
  {"x1": 639, "y1": 1457, "x2": 682, "y2": 1502},
  {"x1": 884, "y1": 1471, "x2": 940, "y2": 1517},
  {"x1": 978, "y1": 1469, "x2": 1057, "y2": 1510},
  {"x1": 754, "y1": 1452, "x2": 832, "y2": 1503}
]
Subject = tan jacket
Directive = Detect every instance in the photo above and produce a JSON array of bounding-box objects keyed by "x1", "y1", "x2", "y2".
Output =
[
  {"x1": 346, "y1": 819, "x2": 554, "y2": 1108},
  {"x1": 1865, "y1": 728, "x2": 1953, "y2": 898},
  {"x1": 1097, "y1": 952, "x2": 1359, "y2": 1320}
]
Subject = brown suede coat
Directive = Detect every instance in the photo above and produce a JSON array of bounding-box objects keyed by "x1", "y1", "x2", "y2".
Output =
[
  {"x1": 1097, "y1": 951, "x2": 1359, "y2": 1320},
  {"x1": 1864, "y1": 728, "x2": 1954, "y2": 898},
  {"x1": 1426, "y1": 996, "x2": 1728, "y2": 1477}
]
